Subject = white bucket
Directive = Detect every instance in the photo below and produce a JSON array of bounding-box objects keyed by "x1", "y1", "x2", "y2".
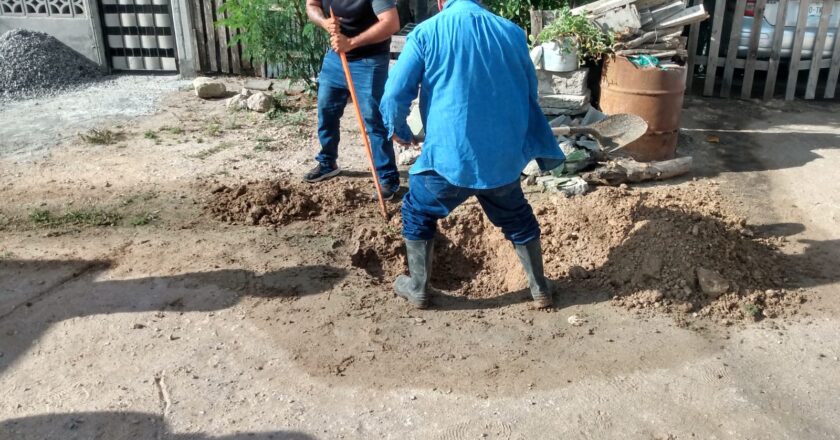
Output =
[{"x1": 541, "y1": 40, "x2": 578, "y2": 72}]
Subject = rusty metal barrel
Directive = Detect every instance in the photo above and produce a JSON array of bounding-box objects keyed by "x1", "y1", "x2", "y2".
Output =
[{"x1": 599, "y1": 55, "x2": 687, "y2": 162}]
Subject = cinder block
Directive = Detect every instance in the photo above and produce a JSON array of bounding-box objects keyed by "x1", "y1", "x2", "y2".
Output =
[
  {"x1": 539, "y1": 90, "x2": 591, "y2": 116},
  {"x1": 537, "y1": 68, "x2": 589, "y2": 96}
]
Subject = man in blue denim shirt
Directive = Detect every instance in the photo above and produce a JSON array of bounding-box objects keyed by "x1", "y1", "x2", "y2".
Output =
[
  {"x1": 305, "y1": 0, "x2": 402, "y2": 199},
  {"x1": 380, "y1": 0, "x2": 565, "y2": 309}
]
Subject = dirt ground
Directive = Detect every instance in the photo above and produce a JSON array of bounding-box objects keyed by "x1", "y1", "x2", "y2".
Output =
[{"x1": 1, "y1": 78, "x2": 839, "y2": 439}]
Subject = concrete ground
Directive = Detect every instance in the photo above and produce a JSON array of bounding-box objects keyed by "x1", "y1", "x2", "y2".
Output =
[{"x1": 0, "y1": 82, "x2": 839, "y2": 439}]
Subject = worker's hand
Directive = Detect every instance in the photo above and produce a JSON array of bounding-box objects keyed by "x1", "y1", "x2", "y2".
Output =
[
  {"x1": 331, "y1": 33, "x2": 355, "y2": 53},
  {"x1": 323, "y1": 16, "x2": 340, "y2": 36},
  {"x1": 392, "y1": 134, "x2": 417, "y2": 147}
]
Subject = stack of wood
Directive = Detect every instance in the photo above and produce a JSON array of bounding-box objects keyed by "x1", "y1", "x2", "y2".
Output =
[{"x1": 572, "y1": 0, "x2": 708, "y2": 61}]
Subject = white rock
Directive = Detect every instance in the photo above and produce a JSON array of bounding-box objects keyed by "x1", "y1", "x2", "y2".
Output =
[
  {"x1": 226, "y1": 94, "x2": 248, "y2": 111},
  {"x1": 193, "y1": 77, "x2": 226, "y2": 99},
  {"x1": 398, "y1": 146, "x2": 421, "y2": 166},
  {"x1": 247, "y1": 92, "x2": 274, "y2": 113},
  {"x1": 239, "y1": 88, "x2": 253, "y2": 98},
  {"x1": 522, "y1": 160, "x2": 541, "y2": 176}
]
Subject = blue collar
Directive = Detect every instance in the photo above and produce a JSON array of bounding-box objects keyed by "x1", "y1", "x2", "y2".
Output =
[{"x1": 443, "y1": 0, "x2": 481, "y2": 10}]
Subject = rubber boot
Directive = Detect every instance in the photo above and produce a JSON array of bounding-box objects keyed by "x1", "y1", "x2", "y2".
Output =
[
  {"x1": 394, "y1": 239, "x2": 434, "y2": 309},
  {"x1": 514, "y1": 239, "x2": 553, "y2": 309}
]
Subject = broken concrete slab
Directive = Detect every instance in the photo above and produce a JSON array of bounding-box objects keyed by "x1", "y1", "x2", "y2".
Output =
[
  {"x1": 538, "y1": 69, "x2": 589, "y2": 96},
  {"x1": 244, "y1": 79, "x2": 274, "y2": 91},
  {"x1": 541, "y1": 176, "x2": 589, "y2": 196}
]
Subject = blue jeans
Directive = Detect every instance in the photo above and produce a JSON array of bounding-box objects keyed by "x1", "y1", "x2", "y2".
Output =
[
  {"x1": 401, "y1": 171, "x2": 541, "y2": 244},
  {"x1": 316, "y1": 50, "x2": 399, "y2": 187}
]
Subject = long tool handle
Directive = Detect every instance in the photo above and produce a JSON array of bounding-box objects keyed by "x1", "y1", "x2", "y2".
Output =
[{"x1": 331, "y1": 14, "x2": 389, "y2": 220}]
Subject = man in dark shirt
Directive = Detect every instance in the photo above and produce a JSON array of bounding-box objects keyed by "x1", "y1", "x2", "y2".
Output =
[{"x1": 305, "y1": 0, "x2": 402, "y2": 200}]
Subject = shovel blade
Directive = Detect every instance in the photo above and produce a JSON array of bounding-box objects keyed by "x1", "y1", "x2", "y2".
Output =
[{"x1": 588, "y1": 113, "x2": 648, "y2": 151}]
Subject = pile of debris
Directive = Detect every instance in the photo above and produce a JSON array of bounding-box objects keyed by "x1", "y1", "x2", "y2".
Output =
[
  {"x1": 573, "y1": 0, "x2": 709, "y2": 61},
  {"x1": 0, "y1": 29, "x2": 104, "y2": 101}
]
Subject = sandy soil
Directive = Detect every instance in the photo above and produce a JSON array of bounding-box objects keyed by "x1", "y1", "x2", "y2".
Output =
[{"x1": 1, "y1": 78, "x2": 839, "y2": 439}]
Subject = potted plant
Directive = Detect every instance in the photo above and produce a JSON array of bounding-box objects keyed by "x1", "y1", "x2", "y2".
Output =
[{"x1": 532, "y1": 7, "x2": 612, "y2": 72}]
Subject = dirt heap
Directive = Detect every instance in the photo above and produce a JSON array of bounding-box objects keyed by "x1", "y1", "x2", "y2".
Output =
[
  {"x1": 206, "y1": 178, "x2": 370, "y2": 226},
  {"x1": 208, "y1": 178, "x2": 805, "y2": 322},
  {"x1": 0, "y1": 29, "x2": 105, "y2": 101}
]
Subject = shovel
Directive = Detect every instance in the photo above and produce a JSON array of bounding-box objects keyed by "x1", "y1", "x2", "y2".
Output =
[{"x1": 552, "y1": 113, "x2": 648, "y2": 153}]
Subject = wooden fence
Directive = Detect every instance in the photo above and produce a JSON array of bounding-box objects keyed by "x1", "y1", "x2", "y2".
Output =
[
  {"x1": 694, "y1": 0, "x2": 840, "y2": 100},
  {"x1": 189, "y1": 0, "x2": 253, "y2": 75}
]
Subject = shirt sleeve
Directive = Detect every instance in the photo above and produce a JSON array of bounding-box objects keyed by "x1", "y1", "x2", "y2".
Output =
[
  {"x1": 371, "y1": 0, "x2": 395, "y2": 14},
  {"x1": 380, "y1": 31, "x2": 425, "y2": 142}
]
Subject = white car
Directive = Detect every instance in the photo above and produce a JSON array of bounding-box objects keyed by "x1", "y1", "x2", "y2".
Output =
[{"x1": 737, "y1": 0, "x2": 839, "y2": 58}]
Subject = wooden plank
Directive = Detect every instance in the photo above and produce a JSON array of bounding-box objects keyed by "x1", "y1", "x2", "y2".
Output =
[
  {"x1": 684, "y1": 0, "x2": 701, "y2": 93},
  {"x1": 763, "y1": 0, "x2": 789, "y2": 99},
  {"x1": 741, "y1": 0, "x2": 767, "y2": 98},
  {"x1": 229, "y1": 16, "x2": 242, "y2": 74},
  {"x1": 825, "y1": 16, "x2": 840, "y2": 97},
  {"x1": 805, "y1": 0, "x2": 833, "y2": 99},
  {"x1": 651, "y1": 4, "x2": 708, "y2": 29},
  {"x1": 721, "y1": 0, "x2": 747, "y2": 98},
  {"x1": 191, "y1": 0, "x2": 207, "y2": 72},
  {"x1": 703, "y1": 0, "x2": 726, "y2": 96},
  {"x1": 214, "y1": 0, "x2": 230, "y2": 73},
  {"x1": 530, "y1": 8, "x2": 543, "y2": 39},
  {"x1": 572, "y1": 0, "x2": 634, "y2": 16},
  {"x1": 785, "y1": 0, "x2": 811, "y2": 100},
  {"x1": 201, "y1": 0, "x2": 217, "y2": 72}
]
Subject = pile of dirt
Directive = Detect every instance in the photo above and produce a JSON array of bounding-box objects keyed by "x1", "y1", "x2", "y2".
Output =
[
  {"x1": 0, "y1": 29, "x2": 105, "y2": 101},
  {"x1": 208, "y1": 178, "x2": 805, "y2": 322},
  {"x1": 205, "y1": 178, "x2": 371, "y2": 226}
]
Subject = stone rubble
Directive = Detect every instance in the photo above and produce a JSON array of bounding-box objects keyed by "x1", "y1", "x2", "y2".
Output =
[{"x1": 0, "y1": 29, "x2": 105, "y2": 102}]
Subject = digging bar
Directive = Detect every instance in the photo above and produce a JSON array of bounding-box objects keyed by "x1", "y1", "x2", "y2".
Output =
[{"x1": 331, "y1": 8, "x2": 389, "y2": 220}]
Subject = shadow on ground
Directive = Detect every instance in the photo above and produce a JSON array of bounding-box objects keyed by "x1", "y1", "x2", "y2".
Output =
[
  {"x1": 681, "y1": 97, "x2": 840, "y2": 177},
  {"x1": 0, "y1": 262, "x2": 346, "y2": 375},
  {"x1": 0, "y1": 411, "x2": 316, "y2": 440}
]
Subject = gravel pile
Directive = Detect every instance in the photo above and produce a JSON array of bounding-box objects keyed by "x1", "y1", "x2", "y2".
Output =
[{"x1": 0, "y1": 29, "x2": 104, "y2": 101}]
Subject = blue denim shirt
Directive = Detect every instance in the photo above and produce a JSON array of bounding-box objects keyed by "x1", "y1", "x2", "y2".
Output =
[{"x1": 380, "y1": 0, "x2": 564, "y2": 189}]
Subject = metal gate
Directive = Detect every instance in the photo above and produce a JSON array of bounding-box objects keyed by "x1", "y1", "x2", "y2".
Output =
[{"x1": 98, "y1": 0, "x2": 178, "y2": 72}]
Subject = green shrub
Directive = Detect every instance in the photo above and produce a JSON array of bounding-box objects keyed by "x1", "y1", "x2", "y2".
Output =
[
  {"x1": 535, "y1": 6, "x2": 612, "y2": 62},
  {"x1": 218, "y1": 0, "x2": 328, "y2": 87}
]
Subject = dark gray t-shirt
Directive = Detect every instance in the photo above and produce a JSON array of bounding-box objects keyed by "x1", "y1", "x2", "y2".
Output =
[{"x1": 324, "y1": 0, "x2": 396, "y2": 59}]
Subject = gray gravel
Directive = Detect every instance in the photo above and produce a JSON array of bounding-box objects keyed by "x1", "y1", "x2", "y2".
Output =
[
  {"x1": 0, "y1": 29, "x2": 105, "y2": 101},
  {"x1": 0, "y1": 75, "x2": 190, "y2": 159}
]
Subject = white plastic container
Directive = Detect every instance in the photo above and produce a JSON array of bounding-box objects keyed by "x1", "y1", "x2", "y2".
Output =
[{"x1": 540, "y1": 39, "x2": 578, "y2": 72}]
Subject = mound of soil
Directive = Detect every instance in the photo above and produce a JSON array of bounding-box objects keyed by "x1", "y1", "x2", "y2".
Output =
[
  {"x1": 206, "y1": 178, "x2": 370, "y2": 226},
  {"x1": 208, "y1": 178, "x2": 805, "y2": 322}
]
